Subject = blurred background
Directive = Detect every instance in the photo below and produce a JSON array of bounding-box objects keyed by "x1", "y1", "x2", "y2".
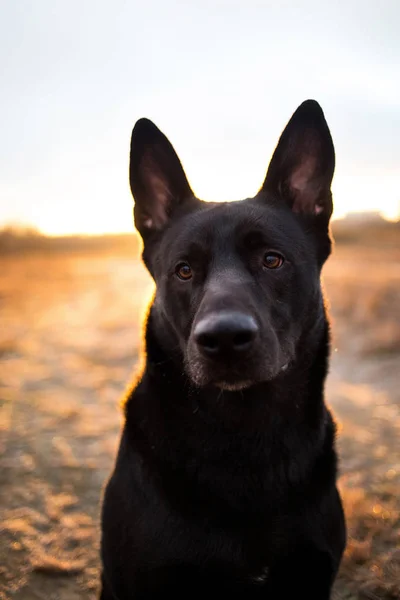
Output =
[{"x1": 0, "y1": 1, "x2": 399, "y2": 598}]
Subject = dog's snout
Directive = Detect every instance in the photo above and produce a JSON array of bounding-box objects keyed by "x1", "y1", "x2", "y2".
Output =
[{"x1": 194, "y1": 312, "x2": 258, "y2": 358}]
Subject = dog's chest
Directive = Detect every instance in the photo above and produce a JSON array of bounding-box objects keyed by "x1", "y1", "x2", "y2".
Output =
[{"x1": 251, "y1": 566, "x2": 270, "y2": 584}]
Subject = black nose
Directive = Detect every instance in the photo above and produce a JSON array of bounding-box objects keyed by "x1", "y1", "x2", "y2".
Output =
[{"x1": 194, "y1": 311, "x2": 259, "y2": 358}]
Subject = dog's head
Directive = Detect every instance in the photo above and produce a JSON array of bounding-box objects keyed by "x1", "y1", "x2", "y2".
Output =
[{"x1": 129, "y1": 100, "x2": 335, "y2": 391}]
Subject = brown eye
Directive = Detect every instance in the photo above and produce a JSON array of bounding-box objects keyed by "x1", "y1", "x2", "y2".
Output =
[
  {"x1": 175, "y1": 262, "x2": 192, "y2": 280},
  {"x1": 263, "y1": 252, "x2": 284, "y2": 269}
]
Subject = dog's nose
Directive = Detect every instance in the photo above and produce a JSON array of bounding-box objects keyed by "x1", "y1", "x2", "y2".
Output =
[{"x1": 194, "y1": 312, "x2": 258, "y2": 357}]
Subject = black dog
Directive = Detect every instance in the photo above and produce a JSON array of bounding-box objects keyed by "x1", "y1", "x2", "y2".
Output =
[{"x1": 100, "y1": 100, "x2": 346, "y2": 599}]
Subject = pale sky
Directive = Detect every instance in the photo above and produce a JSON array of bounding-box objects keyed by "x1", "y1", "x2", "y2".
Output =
[{"x1": 1, "y1": 0, "x2": 399, "y2": 234}]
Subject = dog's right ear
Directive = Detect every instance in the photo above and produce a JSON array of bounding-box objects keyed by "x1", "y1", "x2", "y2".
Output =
[{"x1": 129, "y1": 119, "x2": 194, "y2": 239}]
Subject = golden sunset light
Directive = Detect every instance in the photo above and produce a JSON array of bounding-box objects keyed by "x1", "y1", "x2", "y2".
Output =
[
  {"x1": 9, "y1": 165, "x2": 400, "y2": 237},
  {"x1": 1, "y1": 2, "x2": 399, "y2": 236}
]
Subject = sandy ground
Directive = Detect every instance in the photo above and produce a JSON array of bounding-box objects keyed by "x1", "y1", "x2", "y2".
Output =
[{"x1": 0, "y1": 239, "x2": 399, "y2": 599}]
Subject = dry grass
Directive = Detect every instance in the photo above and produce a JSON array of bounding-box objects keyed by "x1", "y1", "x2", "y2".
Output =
[
  {"x1": 0, "y1": 222, "x2": 399, "y2": 599},
  {"x1": 335, "y1": 485, "x2": 400, "y2": 599},
  {"x1": 324, "y1": 230, "x2": 400, "y2": 599}
]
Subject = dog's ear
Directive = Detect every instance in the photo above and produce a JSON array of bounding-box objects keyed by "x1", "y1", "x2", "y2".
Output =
[
  {"x1": 129, "y1": 119, "x2": 194, "y2": 238},
  {"x1": 261, "y1": 100, "x2": 335, "y2": 220}
]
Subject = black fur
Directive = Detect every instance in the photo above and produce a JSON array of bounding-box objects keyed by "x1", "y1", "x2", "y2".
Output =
[{"x1": 100, "y1": 100, "x2": 346, "y2": 599}]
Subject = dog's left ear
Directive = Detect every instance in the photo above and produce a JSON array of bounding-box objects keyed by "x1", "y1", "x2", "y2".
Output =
[{"x1": 261, "y1": 100, "x2": 335, "y2": 220}]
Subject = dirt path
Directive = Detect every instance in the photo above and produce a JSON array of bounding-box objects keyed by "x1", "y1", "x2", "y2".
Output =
[{"x1": 0, "y1": 246, "x2": 399, "y2": 599}]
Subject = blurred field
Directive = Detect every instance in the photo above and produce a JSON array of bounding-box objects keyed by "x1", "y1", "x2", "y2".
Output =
[{"x1": 0, "y1": 221, "x2": 399, "y2": 600}]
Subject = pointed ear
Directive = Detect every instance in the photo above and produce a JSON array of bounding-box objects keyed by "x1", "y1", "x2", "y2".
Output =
[
  {"x1": 129, "y1": 118, "x2": 194, "y2": 238},
  {"x1": 261, "y1": 100, "x2": 335, "y2": 220}
]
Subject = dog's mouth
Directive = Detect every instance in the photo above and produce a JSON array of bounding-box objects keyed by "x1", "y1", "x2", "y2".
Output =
[
  {"x1": 185, "y1": 348, "x2": 290, "y2": 391},
  {"x1": 214, "y1": 361, "x2": 290, "y2": 391},
  {"x1": 213, "y1": 380, "x2": 254, "y2": 391}
]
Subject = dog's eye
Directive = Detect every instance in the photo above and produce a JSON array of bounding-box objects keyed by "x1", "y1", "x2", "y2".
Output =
[
  {"x1": 263, "y1": 252, "x2": 284, "y2": 269},
  {"x1": 175, "y1": 262, "x2": 192, "y2": 280}
]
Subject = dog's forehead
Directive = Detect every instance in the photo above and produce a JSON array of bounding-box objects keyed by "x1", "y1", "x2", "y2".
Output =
[{"x1": 164, "y1": 198, "x2": 305, "y2": 253}]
